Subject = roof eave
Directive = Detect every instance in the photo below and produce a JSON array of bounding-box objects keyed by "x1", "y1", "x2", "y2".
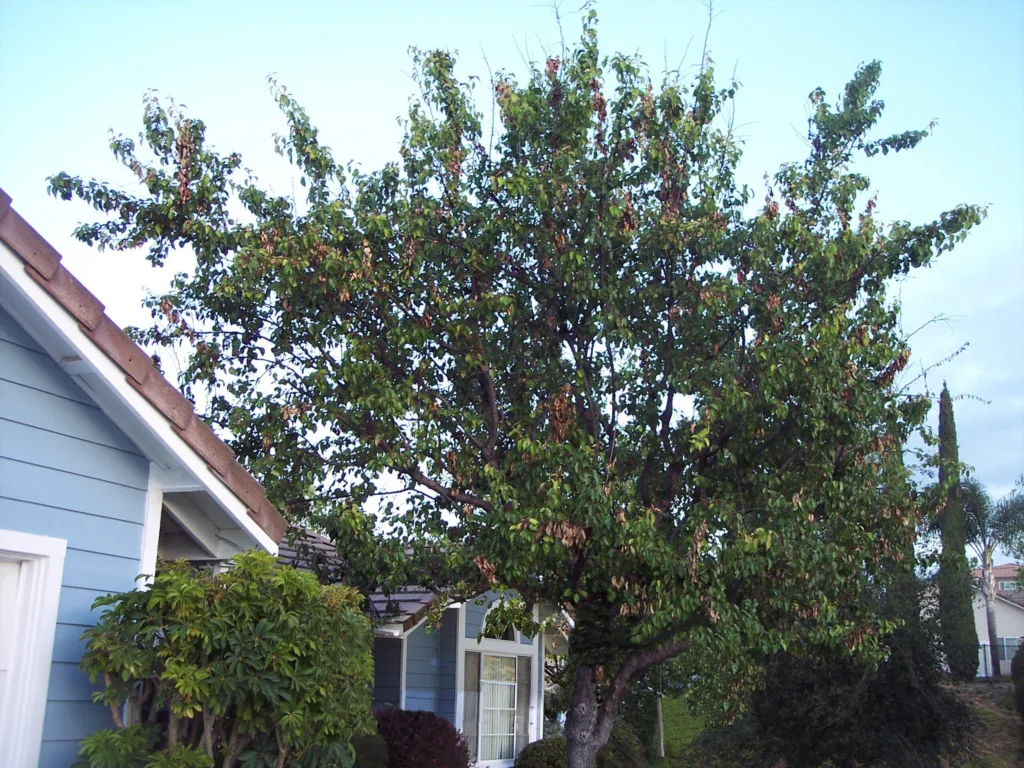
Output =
[{"x1": 0, "y1": 188, "x2": 286, "y2": 547}]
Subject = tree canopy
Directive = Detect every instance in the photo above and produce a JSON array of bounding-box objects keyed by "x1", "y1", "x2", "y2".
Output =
[
  {"x1": 963, "y1": 477, "x2": 1024, "y2": 562},
  {"x1": 49, "y1": 14, "x2": 983, "y2": 766}
]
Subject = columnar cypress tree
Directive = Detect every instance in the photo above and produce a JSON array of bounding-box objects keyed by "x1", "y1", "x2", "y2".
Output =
[{"x1": 937, "y1": 384, "x2": 978, "y2": 680}]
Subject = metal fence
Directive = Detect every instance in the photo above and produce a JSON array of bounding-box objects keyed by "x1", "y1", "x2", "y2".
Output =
[{"x1": 977, "y1": 640, "x2": 1020, "y2": 678}]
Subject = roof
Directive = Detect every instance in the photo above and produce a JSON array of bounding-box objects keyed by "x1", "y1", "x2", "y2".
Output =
[
  {"x1": 279, "y1": 529, "x2": 440, "y2": 631},
  {"x1": 973, "y1": 584, "x2": 1024, "y2": 613},
  {"x1": 970, "y1": 562, "x2": 1024, "y2": 609},
  {"x1": 972, "y1": 564, "x2": 1022, "y2": 580},
  {"x1": 0, "y1": 187, "x2": 286, "y2": 545},
  {"x1": 368, "y1": 587, "x2": 438, "y2": 631}
]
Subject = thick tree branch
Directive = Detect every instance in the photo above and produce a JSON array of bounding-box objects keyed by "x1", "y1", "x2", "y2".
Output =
[{"x1": 402, "y1": 464, "x2": 494, "y2": 513}]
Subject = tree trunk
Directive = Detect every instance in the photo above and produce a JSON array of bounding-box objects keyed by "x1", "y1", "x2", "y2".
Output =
[
  {"x1": 200, "y1": 713, "x2": 216, "y2": 758},
  {"x1": 655, "y1": 694, "x2": 665, "y2": 759},
  {"x1": 222, "y1": 726, "x2": 250, "y2": 768},
  {"x1": 983, "y1": 548, "x2": 1001, "y2": 678},
  {"x1": 168, "y1": 712, "x2": 180, "y2": 748},
  {"x1": 564, "y1": 665, "x2": 617, "y2": 768}
]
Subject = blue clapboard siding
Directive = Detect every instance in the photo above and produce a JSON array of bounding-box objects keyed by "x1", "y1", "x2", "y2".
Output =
[
  {"x1": 437, "y1": 608, "x2": 457, "y2": 722},
  {"x1": 38, "y1": 740, "x2": 83, "y2": 768},
  {"x1": 373, "y1": 637, "x2": 402, "y2": 708},
  {"x1": 404, "y1": 608, "x2": 458, "y2": 724},
  {"x1": 465, "y1": 592, "x2": 492, "y2": 639},
  {"x1": 0, "y1": 306, "x2": 149, "y2": 767}
]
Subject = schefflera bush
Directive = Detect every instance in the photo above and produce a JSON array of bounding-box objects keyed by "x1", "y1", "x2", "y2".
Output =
[{"x1": 75, "y1": 551, "x2": 375, "y2": 768}]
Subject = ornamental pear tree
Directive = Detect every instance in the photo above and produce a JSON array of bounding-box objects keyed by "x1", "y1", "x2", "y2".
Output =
[
  {"x1": 49, "y1": 15, "x2": 983, "y2": 767},
  {"x1": 937, "y1": 385, "x2": 979, "y2": 680}
]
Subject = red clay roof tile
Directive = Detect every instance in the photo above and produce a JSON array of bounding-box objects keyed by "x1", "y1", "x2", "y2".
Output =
[
  {"x1": 227, "y1": 461, "x2": 267, "y2": 512},
  {"x1": 27, "y1": 263, "x2": 105, "y2": 330},
  {"x1": 0, "y1": 188, "x2": 285, "y2": 545},
  {"x1": 0, "y1": 209, "x2": 62, "y2": 280},
  {"x1": 251, "y1": 499, "x2": 288, "y2": 544},
  {"x1": 172, "y1": 410, "x2": 235, "y2": 478},
  {"x1": 87, "y1": 316, "x2": 154, "y2": 385},
  {"x1": 973, "y1": 564, "x2": 1022, "y2": 579},
  {"x1": 132, "y1": 369, "x2": 194, "y2": 431}
]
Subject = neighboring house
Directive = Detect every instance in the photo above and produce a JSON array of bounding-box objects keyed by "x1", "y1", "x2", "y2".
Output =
[
  {"x1": 0, "y1": 189, "x2": 287, "y2": 767},
  {"x1": 972, "y1": 563, "x2": 1024, "y2": 607},
  {"x1": 971, "y1": 563, "x2": 1024, "y2": 677},
  {"x1": 280, "y1": 535, "x2": 549, "y2": 766}
]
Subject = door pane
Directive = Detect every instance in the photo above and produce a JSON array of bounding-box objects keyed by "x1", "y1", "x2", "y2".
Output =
[
  {"x1": 483, "y1": 654, "x2": 516, "y2": 682},
  {"x1": 480, "y1": 654, "x2": 517, "y2": 760},
  {"x1": 482, "y1": 735, "x2": 516, "y2": 761},
  {"x1": 464, "y1": 652, "x2": 480, "y2": 760}
]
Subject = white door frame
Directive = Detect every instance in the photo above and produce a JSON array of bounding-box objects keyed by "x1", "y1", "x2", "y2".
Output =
[{"x1": 0, "y1": 529, "x2": 67, "y2": 768}]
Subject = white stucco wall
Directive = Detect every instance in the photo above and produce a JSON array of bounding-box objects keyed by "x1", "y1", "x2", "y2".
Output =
[{"x1": 973, "y1": 587, "x2": 1024, "y2": 676}]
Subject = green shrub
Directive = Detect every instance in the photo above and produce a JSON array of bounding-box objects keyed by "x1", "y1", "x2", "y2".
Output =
[
  {"x1": 515, "y1": 736, "x2": 567, "y2": 768},
  {"x1": 596, "y1": 721, "x2": 646, "y2": 768},
  {"x1": 74, "y1": 551, "x2": 375, "y2": 767},
  {"x1": 1015, "y1": 676, "x2": 1024, "y2": 722},
  {"x1": 374, "y1": 707, "x2": 470, "y2": 768},
  {"x1": 1011, "y1": 644, "x2": 1024, "y2": 684},
  {"x1": 513, "y1": 722, "x2": 645, "y2": 768},
  {"x1": 752, "y1": 639, "x2": 975, "y2": 767},
  {"x1": 673, "y1": 718, "x2": 763, "y2": 768},
  {"x1": 352, "y1": 734, "x2": 389, "y2": 768}
]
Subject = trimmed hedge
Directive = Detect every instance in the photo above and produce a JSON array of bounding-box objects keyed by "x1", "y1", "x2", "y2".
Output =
[
  {"x1": 514, "y1": 722, "x2": 646, "y2": 768},
  {"x1": 353, "y1": 734, "x2": 389, "y2": 768},
  {"x1": 1012, "y1": 644, "x2": 1024, "y2": 684},
  {"x1": 515, "y1": 736, "x2": 567, "y2": 768},
  {"x1": 375, "y1": 708, "x2": 471, "y2": 768}
]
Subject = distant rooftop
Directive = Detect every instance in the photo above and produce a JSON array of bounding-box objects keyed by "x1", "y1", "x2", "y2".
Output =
[{"x1": 278, "y1": 528, "x2": 440, "y2": 630}]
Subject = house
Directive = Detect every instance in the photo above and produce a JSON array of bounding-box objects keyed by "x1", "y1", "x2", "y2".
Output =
[
  {"x1": 971, "y1": 564, "x2": 1024, "y2": 677},
  {"x1": 372, "y1": 588, "x2": 546, "y2": 765},
  {"x1": 973, "y1": 563, "x2": 1024, "y2": 607},
  {"x1": 280, "y1": 533, "x2": 551, "y2": 766},
  {"x1": 0, "y1": 189, "x2": 287, "y2": 767}
]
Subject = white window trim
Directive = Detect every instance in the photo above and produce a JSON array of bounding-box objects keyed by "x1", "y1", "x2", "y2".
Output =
[
  {"x1": 0, "y1": 529, "x2": 67, "y2": 768},
  {"x1": 457, "y1": 598, "x2": 542, "y2": 764},
  {"x1": 474, "y1": 601, "x2": 534, "y2": 654}
]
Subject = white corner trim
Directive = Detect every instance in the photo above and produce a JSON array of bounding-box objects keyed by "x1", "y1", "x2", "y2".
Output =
[
  {"x1": 0, "y1": 244, "x2": 276, "y2": 554},
  {"x1": 455, "y1": 605, "x2": 467, "y2": 730},
  {"x1": 399, "y1": 635, "x2": 408, "y2": 710},
  {"x1": 401, "y1": 614, "x2": 430, "y2": 638},
  {"x1": 0, "y1": 529, "x2": 67, "y2": 768},
  {"x1": 533, "y1": 603, "x2": 543, "y2": 742},
  {"x1": 137, "y1": 464, "x2": 164, "y2": 587}
]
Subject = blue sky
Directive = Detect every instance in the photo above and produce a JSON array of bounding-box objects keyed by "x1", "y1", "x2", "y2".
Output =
[{"x1": 1, "y1": 0, "x2": 1021, "y2": 506}]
